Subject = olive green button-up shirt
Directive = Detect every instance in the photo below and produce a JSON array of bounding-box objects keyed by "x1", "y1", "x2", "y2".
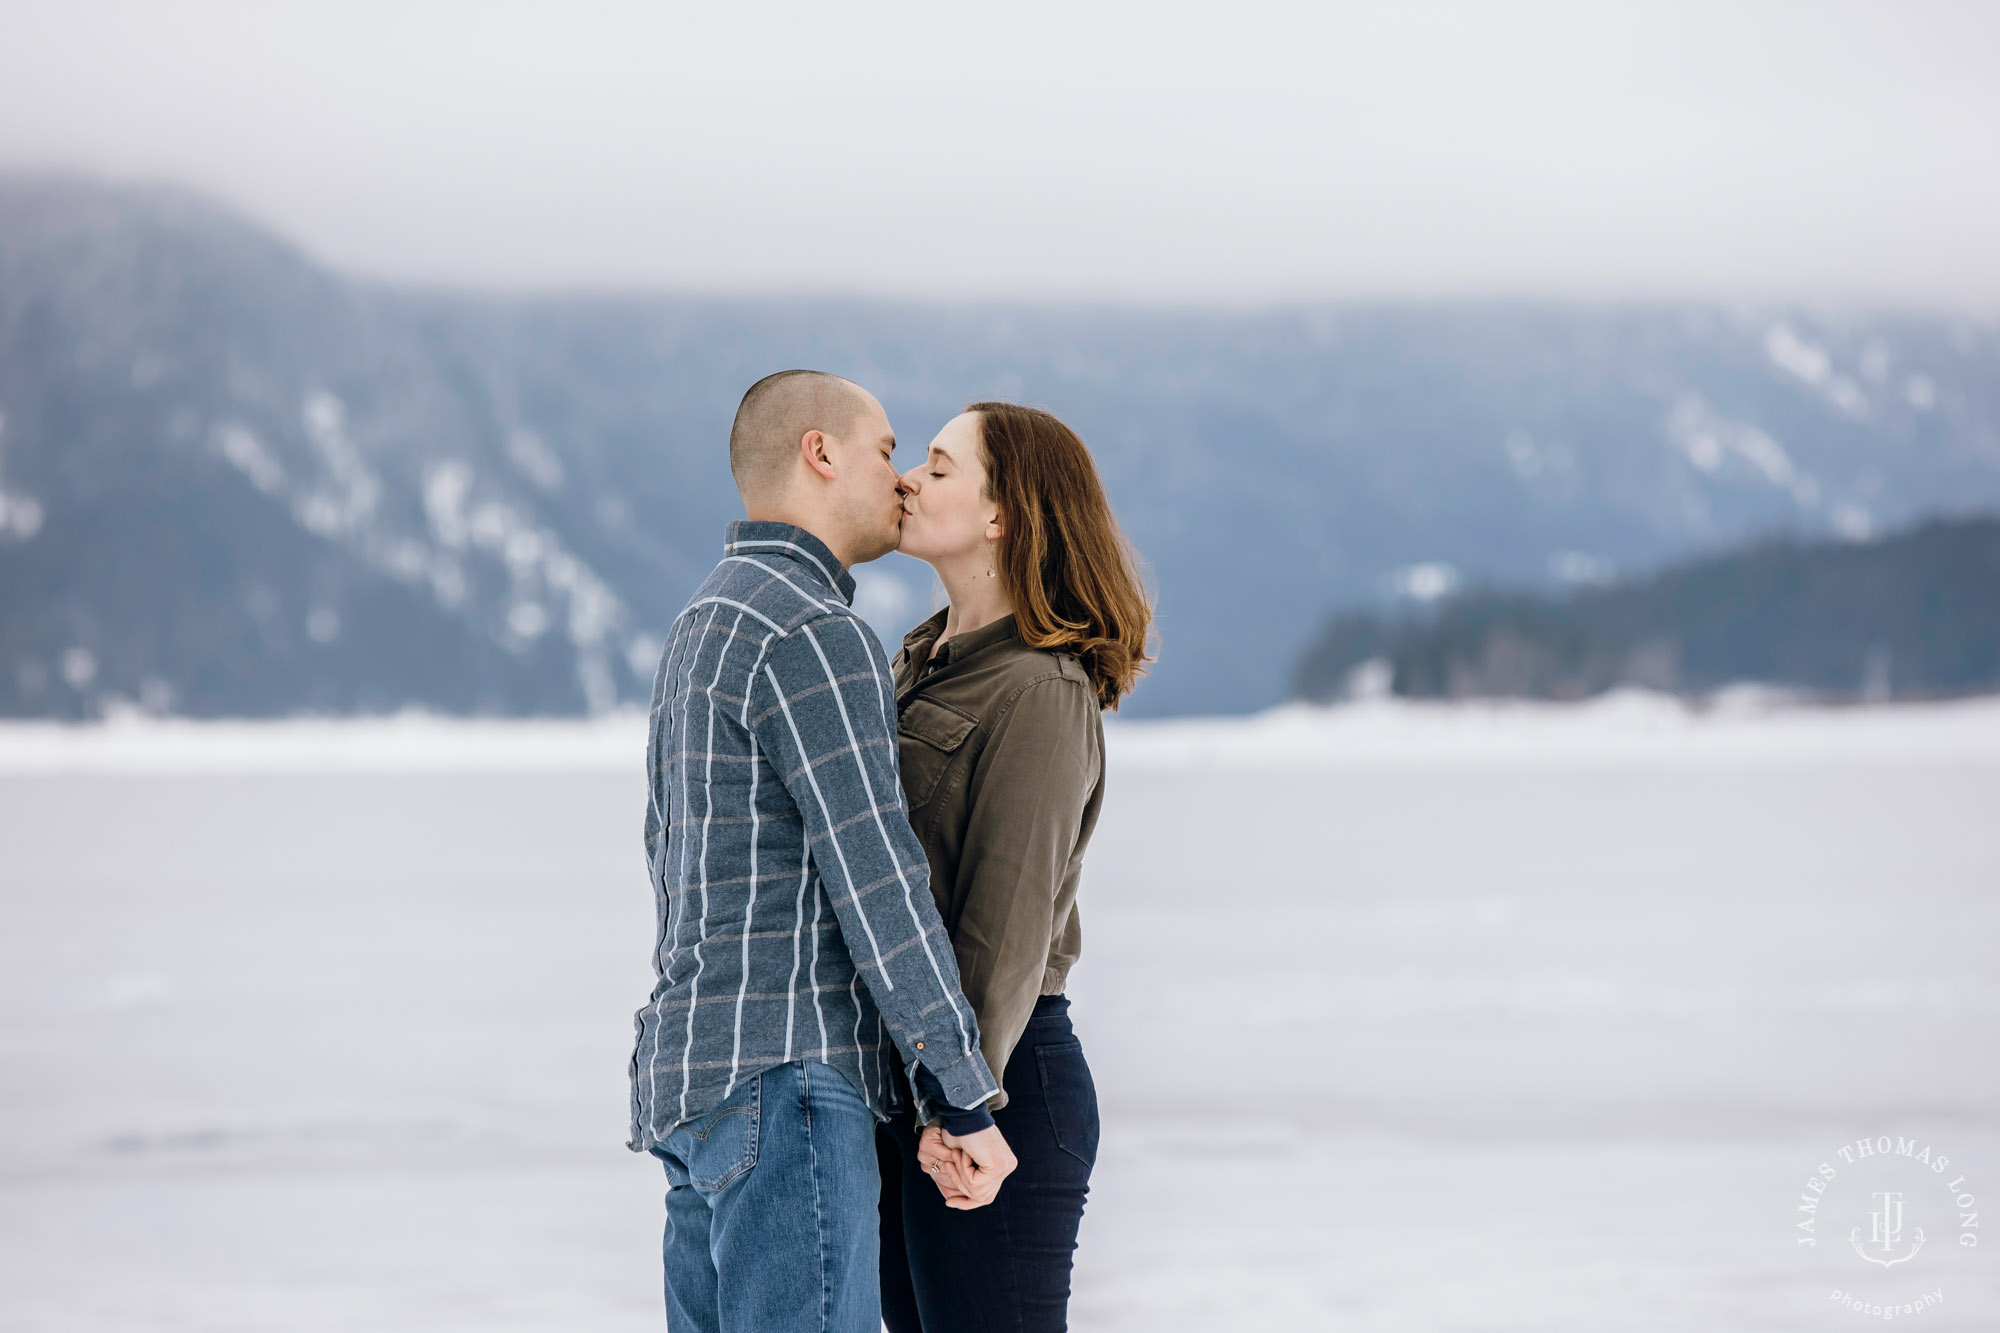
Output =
[{"x1": 891, "y1": 610, "x2": 1106, "y2": 1109}]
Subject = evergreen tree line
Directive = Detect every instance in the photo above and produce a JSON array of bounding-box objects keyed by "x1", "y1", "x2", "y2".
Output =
[{"x1": 1293, "y1": 514, "x2": 2000, "y2": 703}]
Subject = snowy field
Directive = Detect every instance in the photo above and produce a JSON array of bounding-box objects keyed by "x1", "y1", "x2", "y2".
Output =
[{"x1": 3, "y1": 695, "x2": 1998, "y2": 1331}]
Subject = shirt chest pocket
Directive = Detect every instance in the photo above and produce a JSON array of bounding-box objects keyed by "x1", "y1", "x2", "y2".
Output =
[{"x1": 896, "y1": 696, "x2": 979, "y2": 808}]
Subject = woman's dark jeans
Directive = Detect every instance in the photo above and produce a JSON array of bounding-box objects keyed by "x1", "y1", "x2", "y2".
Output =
[{"x1": 879, "y1": 994, "x2": 1100, "y2": 1333}]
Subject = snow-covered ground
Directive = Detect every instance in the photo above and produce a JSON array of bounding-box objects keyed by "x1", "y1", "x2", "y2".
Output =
[
  {"x1": 3, "y1": 698, "x2": 1998, "y2": 1330},
  {"x1": 7, "y1": 690, "x2": 2000, "y2": 774}
]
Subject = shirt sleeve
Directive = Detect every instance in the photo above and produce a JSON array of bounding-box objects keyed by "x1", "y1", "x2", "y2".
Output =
[
  {"x1": 952, "y1": 674, "x2": 1102, "y2": 1105},
  {"x1": 747, "y1": 613, "x2": 999, "y2": 1115},
  {"x1": 912, "y1": 1064, "x2": 996, "y2": 1135}
]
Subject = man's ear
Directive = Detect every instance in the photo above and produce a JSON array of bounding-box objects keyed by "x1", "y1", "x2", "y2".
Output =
[{"x1": 800, "y1": 429, "x2": 838, "y2": 482}]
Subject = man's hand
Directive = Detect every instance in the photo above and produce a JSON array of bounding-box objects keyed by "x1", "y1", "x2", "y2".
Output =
[
  {"x1": 917, "y1": 1124, "x2": 972, "y2": 1201},
  {"x1": 920, "y1": 1123, "x2": 1016, "y2": 1210}
]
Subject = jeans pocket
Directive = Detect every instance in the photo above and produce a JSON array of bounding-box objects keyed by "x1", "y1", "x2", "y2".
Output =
[
  {"x1": 676, "y1": 1081, "x2": 762, "y2": 1192},
  {"x1": 1035, "y1": 1040, "x2": 1100, "y2": 1170}
]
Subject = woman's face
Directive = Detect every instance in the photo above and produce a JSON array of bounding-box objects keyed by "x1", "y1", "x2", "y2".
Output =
[{"x1": 897, "y1": 412, "x2": 1002, "y2": 565}]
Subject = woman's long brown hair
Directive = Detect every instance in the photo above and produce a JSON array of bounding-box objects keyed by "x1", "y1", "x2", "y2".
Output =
[{"x1": 969, "y1": 402, "x2": 1155, "y2": 711}]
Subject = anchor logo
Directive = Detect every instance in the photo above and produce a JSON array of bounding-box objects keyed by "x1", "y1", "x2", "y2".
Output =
[{"x1": 1849, "y1": 1191, "x2": 1926, "y2": 1268}]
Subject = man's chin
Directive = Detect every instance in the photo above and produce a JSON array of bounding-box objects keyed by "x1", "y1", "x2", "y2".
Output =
[{"x1": 851, "y1": 523, "x2": 903, "y2": 565}]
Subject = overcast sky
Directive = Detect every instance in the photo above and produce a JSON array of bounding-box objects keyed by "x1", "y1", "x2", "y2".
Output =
[{"x1": 2, "y1": 0, "x2": 1997, "y2": 305}]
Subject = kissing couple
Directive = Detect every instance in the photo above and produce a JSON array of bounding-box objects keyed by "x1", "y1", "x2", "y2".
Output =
[{"x1": 627, "y1": 370, "x2": 1152, "y2": 1332}]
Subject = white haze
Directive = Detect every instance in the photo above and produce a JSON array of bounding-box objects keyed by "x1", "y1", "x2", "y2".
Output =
[{"x1": 1, "y1": 0, "x2": 1998, "y2": 304}]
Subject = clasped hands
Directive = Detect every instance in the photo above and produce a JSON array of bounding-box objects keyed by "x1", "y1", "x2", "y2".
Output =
[{"x1": 916, "y1": 1123, "x2": 1017, "y2": 1210}]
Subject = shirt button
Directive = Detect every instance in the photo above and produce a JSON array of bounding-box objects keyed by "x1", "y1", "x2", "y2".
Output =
[{"x1": 914, "y1": 1041, "x2": 925, "y2": 1050}]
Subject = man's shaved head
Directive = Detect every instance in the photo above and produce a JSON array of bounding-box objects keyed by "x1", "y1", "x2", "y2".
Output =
[
  {"x1": 729, "y1": 370, "x2": 875, "y2": 501},
  {"x1": 726, "y1": 369, "x2": 907, "y2": 567}
]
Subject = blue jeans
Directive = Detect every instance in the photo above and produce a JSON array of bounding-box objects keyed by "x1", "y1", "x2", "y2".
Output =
[
  {"x1": 879, "y1": 995, "x2": 1100, "y2": 1333},
  {"x1": 652, "y1": 1060, "x2": 881, "y2": 1333}
]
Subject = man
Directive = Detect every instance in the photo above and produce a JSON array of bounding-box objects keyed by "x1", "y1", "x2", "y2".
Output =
[{"x1": 628, "y1": 370, "x2": 1016, "y2": 1333}]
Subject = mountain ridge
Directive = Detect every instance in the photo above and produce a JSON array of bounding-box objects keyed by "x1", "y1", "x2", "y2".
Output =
[
  {"x1": 1293, "y1": 514, "x2": 2000, "y2": 704},
  {"x1": 3, "y1": 175, "x2": 1998, "y2": 717}
]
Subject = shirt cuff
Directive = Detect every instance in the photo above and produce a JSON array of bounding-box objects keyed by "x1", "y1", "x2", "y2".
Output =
[{"x1": 910, "y1": 1062, "x2": 996, "y2": 1135}]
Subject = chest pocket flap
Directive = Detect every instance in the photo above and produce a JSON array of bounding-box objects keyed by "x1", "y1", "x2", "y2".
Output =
[
  {"x1": 898, "y1": 696, "x2": 979, "y2": 809},
  {"x1": 899, "y1": 696, "x2": 979, "y2": 752}
]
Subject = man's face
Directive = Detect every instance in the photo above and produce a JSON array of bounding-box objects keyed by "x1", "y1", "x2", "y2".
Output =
[{"x1": 827, "y1": 395, "x2": 908, "y2": 565}]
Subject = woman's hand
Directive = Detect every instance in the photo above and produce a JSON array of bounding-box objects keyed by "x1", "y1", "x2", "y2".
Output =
[{"x1": 918, "y1": 1122, "x2": 1017, "y2": 1209}]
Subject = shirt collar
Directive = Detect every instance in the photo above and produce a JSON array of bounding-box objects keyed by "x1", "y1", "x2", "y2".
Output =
[
  {"x1": 901, "y1": 609, "x2": 1019, "y2": 670},
  {"x1": 723, "y1": 521, "x2": 856, "y2": 605}
]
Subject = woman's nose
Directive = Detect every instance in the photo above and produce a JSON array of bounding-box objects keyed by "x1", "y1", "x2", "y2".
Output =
[{"x1": 898, "y1": 466, "x2": 922, "y2": 494}]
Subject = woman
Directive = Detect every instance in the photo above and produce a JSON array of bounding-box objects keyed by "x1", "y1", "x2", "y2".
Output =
[{"x1": 877, "y1": 402, "x2": 1152, "y2": 1332}]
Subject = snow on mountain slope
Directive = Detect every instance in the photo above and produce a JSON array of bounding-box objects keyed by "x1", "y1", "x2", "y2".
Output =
[{"x1": 4, "y1": 176, "x2": 1998, "y2": 717}]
